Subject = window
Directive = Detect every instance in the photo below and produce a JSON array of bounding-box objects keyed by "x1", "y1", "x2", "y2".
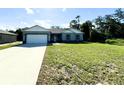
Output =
[
  {"x1": 76, "y1": 35, "x2": 80, "y2": 40},
  {"x1": 66, "y1": 34, "x2": 70, "y2": 40}
]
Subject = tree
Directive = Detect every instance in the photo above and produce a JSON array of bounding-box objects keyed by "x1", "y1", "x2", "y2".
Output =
[
  {"x1": 70, "y1": 19, "x2": 78, "y2": 29},
  {"x1": 80, "y1": 20, "x2": 94, "y2": 41},
  {"x1": 94, "y1": 16, "x2": 106, "y2": 33},
  {"x1": 103, "y1": 15, "x2": 121, "y2": 38},
  {"x1": 75, "y1": 15, "x2": 80, "y2": 29},
  {"x1": 94, "y1": 14, "x2": 121, "y2": 38},
  {"x1": 76, "y1": 15, "x2": 80, "y2": 23},
  {"x1": 120, "y1": 23, "x2": 124, "y2": 38},
  {"x1": 70, "y1": 15, "x2": 81, "y2": 30},
  {"x1": 114, "y1": 8, "x2": 124, "y2": 22},
  {"x1": 15, "y1": 28, "x2": 23, "y2": 41},
  {"x1": 95, "y1": 16, "x2": 103, "y2": 27}
]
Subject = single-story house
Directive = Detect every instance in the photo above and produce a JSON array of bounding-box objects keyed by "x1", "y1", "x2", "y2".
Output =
[
  {"x1": 0, "y1": 30, "x2": 17, "y2": 44},
  {"x1": 22, "y1": 25, "x2": 84, "y2": 44}
]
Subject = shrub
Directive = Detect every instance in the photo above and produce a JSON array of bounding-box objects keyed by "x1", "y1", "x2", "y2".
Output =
[{"x1": 105, "y1": 38, "x2": 124, "y2": 46}]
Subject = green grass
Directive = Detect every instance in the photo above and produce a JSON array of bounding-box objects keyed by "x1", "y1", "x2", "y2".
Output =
[
  {"x1": 105, "y1": 38, "x2": 124, "y2": 46},
  {"x1": 0, "y1": 42, "x2": 22, "y2": 50},
  {"x1": 37, "y1": 43, "x2": 124, "y2": 85}
]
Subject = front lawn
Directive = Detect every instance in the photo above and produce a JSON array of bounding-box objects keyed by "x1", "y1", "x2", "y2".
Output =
[
  {"x1": 37, "y1": 43, "x2": 124, "y2": 85},
  {"x1": 0, "y1": 42, "x2": 22, "y2": 50}
]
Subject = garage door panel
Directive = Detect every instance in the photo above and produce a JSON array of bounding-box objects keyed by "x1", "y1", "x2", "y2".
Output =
[{"x1": 26, "y1": 35, "x2": 47, "y2": 44}]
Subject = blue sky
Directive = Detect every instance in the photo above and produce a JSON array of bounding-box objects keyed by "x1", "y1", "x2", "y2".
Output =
[{"x1": 0, "y1": 8, "x2": 123, "y2": 30}]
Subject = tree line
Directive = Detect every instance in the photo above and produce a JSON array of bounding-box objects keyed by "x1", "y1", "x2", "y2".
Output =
[{"x1": 70, "y1": 8, "x2": 124, "y2": 42}]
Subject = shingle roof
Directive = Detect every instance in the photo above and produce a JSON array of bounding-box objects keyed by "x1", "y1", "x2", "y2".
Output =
[
  {"x1": 62, "y1": 28, "x2": 83, "y2": 34},
  {"x1": 48, "y1": 28, "x2": 64, "y2": 34},
  {"x1": 49, "y1": 28, "x2": 83, "y2": 34},
  {"x1": 0, "y1": 30, "x2": 17, "y2": 35},
  {"x1": 22, "y1": 25, "x2": 83, "y2": 34},
  {"x1": 30, "y1": 25, "x2": 48, "y2": 30},
  {"x1": 23, "y1": 25, "x2": 49, "y2": 31}
]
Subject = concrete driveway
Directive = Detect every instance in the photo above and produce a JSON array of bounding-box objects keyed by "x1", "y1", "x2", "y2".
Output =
[{"x1": 0, "y1": 44, "x2": 46, "y2": 85}]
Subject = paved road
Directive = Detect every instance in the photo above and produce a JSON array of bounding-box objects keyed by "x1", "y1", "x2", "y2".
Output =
[{"x1": 0, "y1": 44, "x2": 46, "y2": 85}]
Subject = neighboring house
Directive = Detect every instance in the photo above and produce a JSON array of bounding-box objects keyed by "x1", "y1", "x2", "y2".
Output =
[
  {"x1": 0, "y1": 30, "x2": 17, "y2": 44},
  {"x1": 22, "y1": 25, "x2": 84, "y2": 44}
]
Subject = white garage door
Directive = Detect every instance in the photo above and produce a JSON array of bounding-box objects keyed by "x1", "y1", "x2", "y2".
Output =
[{"x1": 26, "y1": 34, "x2": 47, "y2": 44}]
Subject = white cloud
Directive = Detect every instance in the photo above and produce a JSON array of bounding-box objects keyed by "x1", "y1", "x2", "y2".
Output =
[
  {"x1": 34, "y1": 19, "x2": 52, "y2": 28},
  {"x1": 35, "y1": 9, "x2": 40, "y2": 13},
  {"x1": 25, "y1": 8, "x2": 34, "y2": 14},
  {"x1": 0, "y1": 25, "x2": 16, "y2": 30},
  {"x1": 20, "y1": 21, "x2": 28, "y2": 25},
  {"x1": 62, "y1": 8, "x2": 66, "y2": 12},
  {"x1": 61, "y1": 23, "x2": 69, "y2": 28},
  {"x1": 19, "y1": 21, "x2": 32, "y2": 28},
  {"x1": 0, "y1": 26, "x2": 6, "y2": 30}
]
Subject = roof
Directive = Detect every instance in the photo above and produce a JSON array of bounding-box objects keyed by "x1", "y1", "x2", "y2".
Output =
[
  {"x1": 30, "y1": 25, "x2": 48, "y2": 30},
  {"x1": 22, "y1": 25, "x2": 83, "y2": 34},
  {"x1": 48, "y1": 28, "x2": 64, "y2": 34},
  {"x1": 23, "y1": 25, "x2": 49, "y2": 32},
  {"x1": 62, "y1": 28, "x2": 83, "y2": 34},
  {"x1": 0, "y1": 30, "x2": 17, "y2": 35},
  {"x1": 48, "y1": 28, "x2": 83, "y2": 34},
  {"x1": 22, "y1": 27, "x2": 30, "y2": 30}
]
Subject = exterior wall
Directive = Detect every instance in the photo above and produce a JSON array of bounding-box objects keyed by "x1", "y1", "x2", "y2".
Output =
[
  {"x1": 78, "y1": 33, "x2": 83, "y2": 41},
  {"x1": 0, "y1": 34, "x2": 17, "y2": 44},
  {"x1": 23, "y1": 31, "x2": 50, "y2": 44},
  {"x1": 62, "y1": 33, "x2": 83, "y2": 42}
]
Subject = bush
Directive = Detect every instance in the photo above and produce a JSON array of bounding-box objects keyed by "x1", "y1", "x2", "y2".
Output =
[{"x1": 105, "y1": 38, "x2": 124, "y2": 46}]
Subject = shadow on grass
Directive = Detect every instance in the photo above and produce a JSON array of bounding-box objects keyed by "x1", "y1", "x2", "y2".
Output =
[
  {"x1": 56, "y1": 41, "x2": 105, "y2": 45},
  {"x1": 50, "y1": 41, "x2": 92, "y2": 45},
  {"x1": 17, "y1": 43, "x2": 47, "y2": 48}
]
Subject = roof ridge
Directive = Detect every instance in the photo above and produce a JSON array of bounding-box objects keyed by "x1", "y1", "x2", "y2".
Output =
[{"x1": 24, "y1": 25, "x2": 48, "y2": 31}]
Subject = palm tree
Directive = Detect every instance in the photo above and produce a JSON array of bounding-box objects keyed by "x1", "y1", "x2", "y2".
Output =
[
  {"x1": 76, "y1": 15, "x2": 80, "y2": 24},
  {"x1": 76, "y1": 15, "x2": 80, "y2": 29},
  {"x1": 70, "y1": 20, "x2": 78, "y2": 29}
]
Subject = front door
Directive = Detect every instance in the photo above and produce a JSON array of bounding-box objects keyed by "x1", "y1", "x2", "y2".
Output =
[{"x1": 54, "y1": 36, "x2": 57, "y2": 42}]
